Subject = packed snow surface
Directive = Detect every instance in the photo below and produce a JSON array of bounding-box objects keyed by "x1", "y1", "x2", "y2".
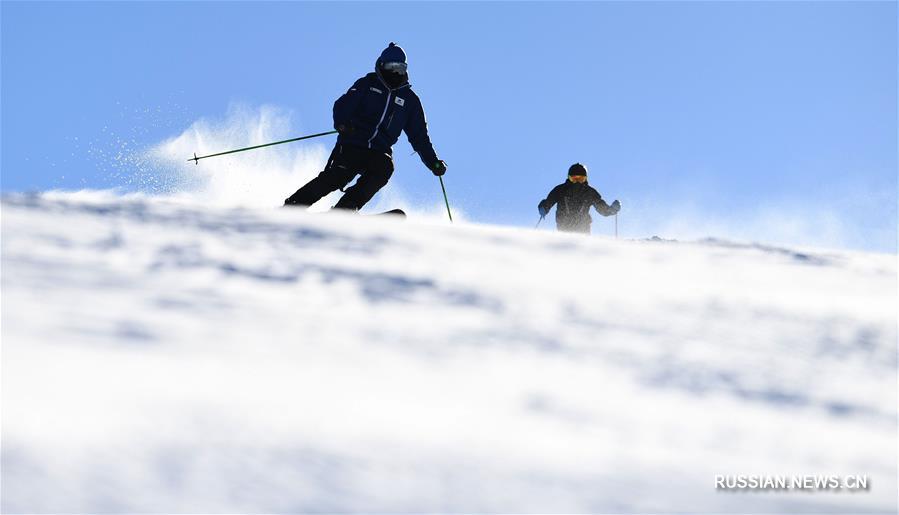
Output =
[{"x1": 2, "y1": 193, "x2": 896, "y2": 513}]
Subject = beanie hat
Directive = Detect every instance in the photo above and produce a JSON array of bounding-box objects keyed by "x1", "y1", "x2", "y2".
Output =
[
  {"x1": 568, "y1": 163, "x2": 588, "y2": 176},
  {"x1": 377, "y1": 42, "x2": 407, "y2": 66}
]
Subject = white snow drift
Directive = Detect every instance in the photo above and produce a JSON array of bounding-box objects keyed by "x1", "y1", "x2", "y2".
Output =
[{"x1": 1, "y1": 193, "x2": 896, "y2": 513}]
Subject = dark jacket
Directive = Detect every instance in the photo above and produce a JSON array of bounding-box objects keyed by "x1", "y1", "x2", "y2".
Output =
[
  {"x1": 538, "y1": 181, "x2": 616, "y2": 233},
  {"x1": 333, "y1": 72, "x2": 438, "y2": 167}
]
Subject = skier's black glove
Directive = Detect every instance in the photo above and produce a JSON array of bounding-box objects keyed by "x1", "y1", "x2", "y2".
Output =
[
  {"x1": 336, "y1": 123, "x2": 355, "y2": 135},
  {"x1": 429, "y1": 160, "x2": 447, "y2": 176},
  {"x1": 611, "y1": 200, "x2": 621, "y2": 214}
]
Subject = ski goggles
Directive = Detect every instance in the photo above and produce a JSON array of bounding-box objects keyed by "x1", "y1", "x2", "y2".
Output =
[
  {"x1": 381, "y1": 61, "x2": 408, "y2": 73},
  {"x1": 568, "y1": 174, "x2": 587, "y2": 183}
]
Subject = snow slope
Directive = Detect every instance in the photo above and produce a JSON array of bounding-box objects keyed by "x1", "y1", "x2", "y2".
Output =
[{"x1": 2, "y1": 193, "x2": 896, "y2": 513}]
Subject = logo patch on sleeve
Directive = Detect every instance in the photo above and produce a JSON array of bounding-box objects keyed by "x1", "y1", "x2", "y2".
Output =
[{"x1": 394, "y1": 96, "x2": 405, "y2": 107}]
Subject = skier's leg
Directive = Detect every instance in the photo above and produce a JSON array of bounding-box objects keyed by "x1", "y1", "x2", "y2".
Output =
[
  {"x1": 333, "y1": 151, "x2": 394, "y2": 211},
  {"x1": 558, "y1": 215, "x2": 591, "y2": 234},
  {"x1": 582, "y1": 218, "x2": 593, "y2": 235},
  {"x1": 575, "y1": 219, "x2": 592, "y2": 235},
  {"x1": 284, "y1": 144, "x2": 359, "y2": 207}
]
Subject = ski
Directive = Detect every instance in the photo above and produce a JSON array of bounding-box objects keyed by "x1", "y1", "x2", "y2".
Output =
[{"x1": 367, "y1": 208, "x2": 406, "y2": 218}]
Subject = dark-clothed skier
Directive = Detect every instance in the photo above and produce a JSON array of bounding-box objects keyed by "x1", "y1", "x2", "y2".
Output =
[
  {"x1": 538, "y1": 163, "x2": 620, "y2": 234},
  {"x1": 285, "y1": 43, "x2": 446, "y2": 211}
]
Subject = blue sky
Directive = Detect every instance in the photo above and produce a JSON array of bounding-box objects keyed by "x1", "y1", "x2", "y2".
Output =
[{"x1": 2, "y1": 1, "x2": 896, "y2": 251}]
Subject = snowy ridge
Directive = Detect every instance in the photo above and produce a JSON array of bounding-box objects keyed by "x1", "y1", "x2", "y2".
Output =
[{"x1": 1, "y1": 193, "x2": 896, "y2": 512}]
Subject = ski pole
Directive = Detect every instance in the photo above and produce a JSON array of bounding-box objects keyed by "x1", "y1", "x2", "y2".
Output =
[
  {"x1": 438, "y1": 176, "x2": 453, "y2": 223},
  {"x1": 615, "y1": 213, "x2": 618, "y2": 239},
  {"x1": 188, "y1": 130, "x2": 338, "y2": 164},
  {"x1": 535, "y1": 215, "x2": 544, "y2": 229}
]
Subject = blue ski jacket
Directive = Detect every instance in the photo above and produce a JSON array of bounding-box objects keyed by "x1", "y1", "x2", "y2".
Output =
[{"x1": 333, "y1": 72, "x2": 439, "y2": 167}]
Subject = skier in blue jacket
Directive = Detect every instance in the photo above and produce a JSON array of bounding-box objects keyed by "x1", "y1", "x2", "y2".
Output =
[{"x1": 285, "y1": 43, "x2": 447, "y2": 210}]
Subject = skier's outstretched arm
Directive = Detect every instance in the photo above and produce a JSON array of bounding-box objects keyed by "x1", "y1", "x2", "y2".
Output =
[
  {"x1": 538, "y1": 186, "x2": 562, "y2": 216},
  {"x1": 333, "y1": 78, "x2": 366, "y2": 132},
  {"x1": 592, "y1": 190, "x2": 620, "y2": 217},
  {"x1": 404, "y1": 95, "x2": 442, "y2": 171}
]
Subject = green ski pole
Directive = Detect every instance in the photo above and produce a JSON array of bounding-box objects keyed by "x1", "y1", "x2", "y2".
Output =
[
  {"x1": 438, "y1": 176, "x2": 453, "y2": 223},
  {"x1": 188, "y1": 130, "x2": 337, "y2": 164}
]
